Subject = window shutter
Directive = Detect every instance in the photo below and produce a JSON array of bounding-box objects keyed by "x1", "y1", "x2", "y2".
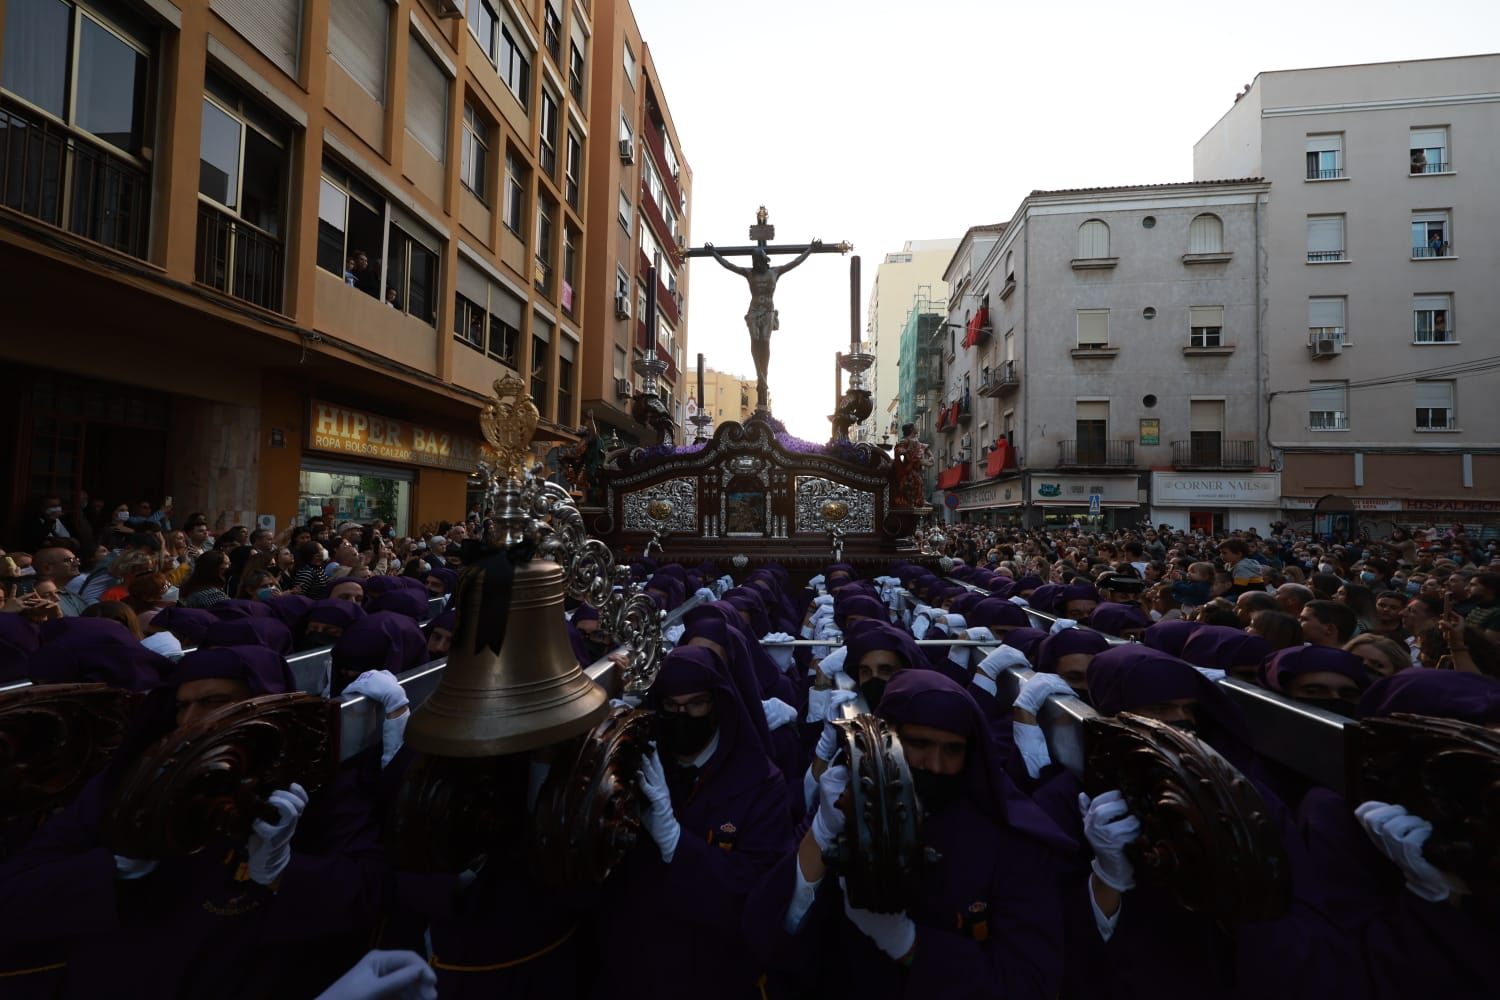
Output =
[
  {"x1": 1414, "y1": 382, "x2": 1452, "y2": 409},
  {"x1": 1076, "y1": 401, "x2": 1109, "y2": 421},
  {"x1": 1077, "y1": 220, "x2": 1109, "y2": 258},
  {"x1": 1305, "y1": 134, "x2": 1341, "y2": 153},
  {"x1": 1308, "y1": 298, "x2": 1344, "y2": 327},
  {"x1": 494, "y1": 286, "x2": 523, "y2": 329},
  {"x1": 211, "y1": 0, "x2": 303, "y2": 77},
  {"x1": 406, "y1": 36, "x2": 449, "y2": 161},
  {"x1": 318, "y1": 177, "x2": 347, "y2": 230},
  {"x1": 329, "y1": 0, "x2": 388, "y2": 102},
  {"x1": 1411, "y1": 211, "x2": 1447, "y2": 225},
  {"x1": 1188, "y1": 215, "x2": 1223, "y2": 253},
  {"x1": 457, "y1": 259, "x2": 488, "y2": 306},
  {"x1": 1189, "y1": 306, "x2": 1223, "y2": 328},
  {"x1": 1307, "y1": 216, "x2": 1343, "y2": 252},
  {"x1": 1308, "y1": 384, "x2": 1346, "y2": 412},
  {"x1": 1413, "y1": 294, "x2": 1450, "y2": 313},
  {"x1": 533, "y1": 315, "x2": 552, "y2": 343},
  {"x1": 1190, "y1": 400, "x2": 1224, "y2": 432},
  {"x1": 559, "y1": 336, "x2": 576, "y2": 363},
  {"x1": 1410, "y1": 129, "x2": 1445, "y2": 149},
  {"x1": 1077, "y1": 310, "x2": 1108, "y2": 345}
]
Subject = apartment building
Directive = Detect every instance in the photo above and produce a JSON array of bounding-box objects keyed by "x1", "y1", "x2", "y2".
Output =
[
  {"x1": 690, "y1": 366, "x2": 756, "y2": 437},
  {"x1": 579, "y1": 0, "x2": 691, "y2": 445},
  {"x1": 866, "y1": 237, "x2": 958, "y2": 442},
  {"x1": 933, "y1": 182, "x2": 1277, "y2": 532},
  {"x1": 0, "y1": 0, "x2": 681, "y2": 538},
  {"x1": 1196, "y1": 54, "x2": 1500, "y2": 531}
]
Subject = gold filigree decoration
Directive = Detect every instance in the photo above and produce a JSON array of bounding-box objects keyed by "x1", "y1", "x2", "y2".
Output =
[
  {"x1": 821, "y1": 500, "x2": 850, "y2": 523},
  {"x1": 647, "y1": 500, "x2": 673, "y2": 522},
  {"x1": 480, "y1": 374, "x2": 539, "y2": 482}
]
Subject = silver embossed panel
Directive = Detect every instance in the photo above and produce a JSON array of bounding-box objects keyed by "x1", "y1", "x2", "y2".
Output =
[
  {"x1": 794, "y1": 477, "x2": 874, "y2": 534},
  {"x1": 622, "y1": 477, "x2": 699, "y2": 533}
]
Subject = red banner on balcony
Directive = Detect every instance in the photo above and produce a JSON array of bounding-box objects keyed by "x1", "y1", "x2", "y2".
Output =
[
  {"x1": 937, "y1": 463, "x2": 969, "y2": 490},
  {"x1": 964, "y1": 307, "x2": 989, "y2": 348},
  {"x1": 986, "y1": 442, "x2": 1012, "y2": 477}
]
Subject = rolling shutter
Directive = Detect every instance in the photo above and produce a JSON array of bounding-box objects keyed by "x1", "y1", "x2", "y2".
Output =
[
  {"x1": 406, "y1": 35, "x2": 449, "y2": 161},
  {"x1": 211, "y1": 0, "x2": 303, "y2": 77},
  {"x1": 329, "y1": 0, "x2": 388, "y2": 102}
]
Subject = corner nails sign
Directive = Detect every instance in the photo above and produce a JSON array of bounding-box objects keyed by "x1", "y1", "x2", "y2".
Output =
[
  {"x1": 310, "y1": 401, "x2": 481, "y2": 473},
  {"x1": 1152, "y1": 472, "x2": 1280, "y2": 508}
]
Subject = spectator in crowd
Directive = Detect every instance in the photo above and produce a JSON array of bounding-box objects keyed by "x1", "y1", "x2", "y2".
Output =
[
  {"x1": 179, "y1": 549, "x2": 232, "y2": 609},
  {"x1": 291, "y1": 541, "x2": 332, "y2": 600}
]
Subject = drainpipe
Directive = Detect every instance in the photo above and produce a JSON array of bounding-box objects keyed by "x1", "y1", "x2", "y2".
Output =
[
  {"x1": 1021, "y1": 212, "x2": 1032, "y2": 526},
  {"x1": 1254, "y1": 192, "x2": 1266, "y2": 469}
]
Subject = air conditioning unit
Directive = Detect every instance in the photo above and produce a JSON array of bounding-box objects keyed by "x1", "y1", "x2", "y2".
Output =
[
  {"x1": 957, "y1": 450, "x2": 971, "y2": 463},
  {"x1": 614, "y1": 377, "x2": 633, "y2": 399},
  {"x1": 614, "y1": 294, "x2": 631, "y2": 320},
  {"x1": 618, "y1": 138, "x2": 635, "y2": 163},
  {"x1": 1310, "y1": 338, "x2": 1342, "y2": 358},
  {"x1": 960, "y1": 433, "x2": 973, "y2": 449}
]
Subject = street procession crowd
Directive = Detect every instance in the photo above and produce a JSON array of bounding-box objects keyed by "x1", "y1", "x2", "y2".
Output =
[{"x1": 1, "y1": 493, "x2": 1498, "y2": 998}]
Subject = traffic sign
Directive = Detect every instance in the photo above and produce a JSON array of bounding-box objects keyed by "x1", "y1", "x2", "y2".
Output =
[
  {"x1": 1088, "y1": 493, "x2": 1102, "y2": 515},
  {"x1": 944, "y1": 493, "x2": 961, "y2": 510}
]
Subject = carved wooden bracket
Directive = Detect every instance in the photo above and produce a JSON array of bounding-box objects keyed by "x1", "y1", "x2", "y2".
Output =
[
  {"x1": 822, "y1": 714, "x2": 938, "y2": 914},
  {"x1": 531, "y1": 704, "x2": 653, "y2": 888},
  {"x1": 105, "y1": 693, "x2": 339, "y2": 859},
  {"x1": 1348, "y1": 713, "x2": 1500, "y2": 899},
  {"x1": 1085, "y1": 712, "x2": 1291, "y2": 921},
  {"x1": 0, "y1": 683, "x2": 138, "y2": 823}
]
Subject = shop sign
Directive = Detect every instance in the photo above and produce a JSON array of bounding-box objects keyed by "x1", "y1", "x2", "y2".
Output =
[
  {"x1": 1138, "y1": 418, "x2": 1160, "y2": 446},
  {"x1": 1403, "y1": 498, "x2": 1500, "y2": 513},
  {"x1": 1152, "y1": 472, "x2": 1281, "y2": 508},
  {"x1": 309, "y1": 401, "x2": 482, "y2": 473},
  {"x1": 956, "y1": 482, "x2": 1018, "y2": 507},
  {"x1": 1030, "y1": 476, "x2": 1138, "y2": 506},
  {"x1": 1280, "y1": 497, "x2": 1401, "y2": 512}
]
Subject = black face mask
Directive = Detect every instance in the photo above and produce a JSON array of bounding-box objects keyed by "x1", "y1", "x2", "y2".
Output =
[
  {"x1": 911, "y1": 768, "x2": 964, "y2": 815},
  {"x1": 1297, "y1": 697, "x2": 1359, "y2": 719},
  {"x1": 295, "y1": 631, "x2": 338, "y2": 652},
  {"x1": 859, "y1": 677, "x2": 887, "y2": 710},
  {"x1": 658, "y1": 711, "x2": 717, "y2": 759}
]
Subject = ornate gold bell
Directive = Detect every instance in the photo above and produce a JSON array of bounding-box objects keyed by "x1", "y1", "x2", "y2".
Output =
[{"x1": 403, "y1": 374, "x2": 607, "y2": 757}]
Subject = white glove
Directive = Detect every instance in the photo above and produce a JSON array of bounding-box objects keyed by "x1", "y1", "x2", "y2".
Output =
[
  {"x1": 1008, "y1": 596, "x2": 1030, "y2": 607},
  {"x1": 763, "y1": 632, "x2": 795, "y2": 671},
  {"x1": 1049, "y1": 618, "x2": 1078, "y2": 634},
  {"x1": 813, "y1": 595, "x2": 835, "y2": 608},
  {"x1": 637, "y1": 750, "x2": 681, "y2": 863},
  {"x1": 807, "y1": 688, "x2": 857, "y2": 723},
  {"x1": 808, "y1": 574, "x2": 826, "y2": 589},
  {"x1": 1013, "y1": 722, "x2": 1052, "y2": 779},
  {"x1": 609, "y1": 693, "x2": 642, "y2": 710},
  {"x1": 1193, "y1": 666, "x2": 1227, "y2": 682},
  {"x1": 316, "y1": 950, "x2": 437, "y2": 1000},
  {"x1": 840, "y1": 878, "x2": 917, "y2": 960},
  {"x1": 960, "y1": 626, "x2": 997, "y2": 644},
  {"x1": 716, "y1": 575, "x2": 734, "y2": 595},
  {"x1": 1080, "y1": 790, "x2": 1139, "y2": 893},
  {"x1": 1355, "y1": 801, "x2": 1453, "y2": 903},
  {"x1": 912, "y1": 616, "x2": 932, "y2": 640},
  {"x1": 114, "y1": 855, "x2": 158, "y2": 880},
  {"x1": 819, "y1": 645, "x2": 850, "y2": 678},
  {"x1": 939, "y1": 613, "x2": 967, "y2": 633},
  {"x1": 976, "y1": 644, "x2": 1030, "y2": 681},
  {"x1": 763, "y1": 697, "x2": 798, "y2": 730},
  {"x1": 663, "y1": 624, "x2": 686, "y2": 645},
  {"x1": 810, "y1": 764, "x2": 849, "y2": 851},
  {"x1": 1014, "y1": 673, "x2": 1076, "y2": 716},
  {"x1": 693, "y1": 587, "x2": 716, "y2": 603},
  {"x1": 815, "y1": 721, "x2": 841, "y2": 763},
  {"x1": 247, "y1": 783, "x2": 310, "y2": 886},
  {"x1": 344, "y1": 670, "x2": 409, "y2": 715}
]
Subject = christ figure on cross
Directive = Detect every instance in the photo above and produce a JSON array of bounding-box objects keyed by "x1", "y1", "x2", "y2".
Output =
[{"x1": 705, "y1": 240, "x2": 819, "y2": 410}]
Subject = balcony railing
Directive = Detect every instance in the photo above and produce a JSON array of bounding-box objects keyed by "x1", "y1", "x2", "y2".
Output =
[
  {"x1": 1411, "y1": 242, "x2": 1452, "y2": 258},
  {"x1": 1411, "y1": 159, "x2": 1450, "y2": 174},
  {"x1": 1306, "y1": 167, "x2": 1345, "y2": 180},
  {"x1": 0, "y1": 101, "x2": 150, "y2": 259},
  {"x1": 1415, "y1": 413, "x2": 1457, "y2": 431},
  {"x1": 1309, "y1": 327, "x2": 1346, "y2": 347},
  {"x1": 979, "y1": 361, "x2": 1020, "y2": 397},
  {"x1": 1307, "y1": 250, "x2": 1346, "y2": 263},
  {"x1": 1058, "y1": 439, "x2": 1134, "y2": 467},
  {"x1": 1309, "y1": 412, "x2": 1349, "y2": 431},
  {"x1": 194, "y1": 202, "x2": 285, "y2": 313},
  {"x1": 1170, "y1": 439, "x2": 1257, "y2": 468}
]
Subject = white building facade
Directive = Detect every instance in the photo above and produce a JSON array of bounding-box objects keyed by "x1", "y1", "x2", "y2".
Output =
[{"x1": 866, "y1": 238, "x2": 961, "y2": 443}]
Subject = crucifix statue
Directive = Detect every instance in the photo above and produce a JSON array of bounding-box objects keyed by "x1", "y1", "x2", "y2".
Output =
[{"x1": 682, "y1": 207, "x2": 850, "y2": 412}]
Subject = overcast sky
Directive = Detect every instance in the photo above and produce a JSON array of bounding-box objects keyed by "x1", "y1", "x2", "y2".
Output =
[{"x1": 631, "y1": 0, "x2": 1499, "y2": 442}]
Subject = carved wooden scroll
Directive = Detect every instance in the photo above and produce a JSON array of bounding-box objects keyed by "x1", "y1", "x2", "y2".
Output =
[
  {"x1": 1085, "y1": 712, "x2": 1290, "y2": 921},
  {"x1": 0, "y1": 683, "x2": 138, "y2": 822},
  {"x1": 1348, "y1": 713, "x2": 1500, "y2": 899},
  {"x1": 105, "y1": 693, "x2": 338, "y2": 859},
  {"x1": 822, "y1": 714, "x2": 937, "y2": 914},
  {"x1": 531, "y1": 704, "x2": 653, "y2": 888}
]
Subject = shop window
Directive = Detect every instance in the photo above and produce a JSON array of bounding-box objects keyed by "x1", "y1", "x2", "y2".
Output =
[
  {"x1": 317, "y1": 159, "x2": 384, "y2": 298},
  {"x1": 299, "y1": 463, "x2": 410, "y2": 537}
]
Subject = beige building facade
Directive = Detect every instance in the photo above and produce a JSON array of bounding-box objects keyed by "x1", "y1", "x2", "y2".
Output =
[
  {"x1": 866, "y1": 238, "x2": 959, "y2": 442},
  {"x1": 1195, "y1": 54, "x2": 1500, "y2": 530}
]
